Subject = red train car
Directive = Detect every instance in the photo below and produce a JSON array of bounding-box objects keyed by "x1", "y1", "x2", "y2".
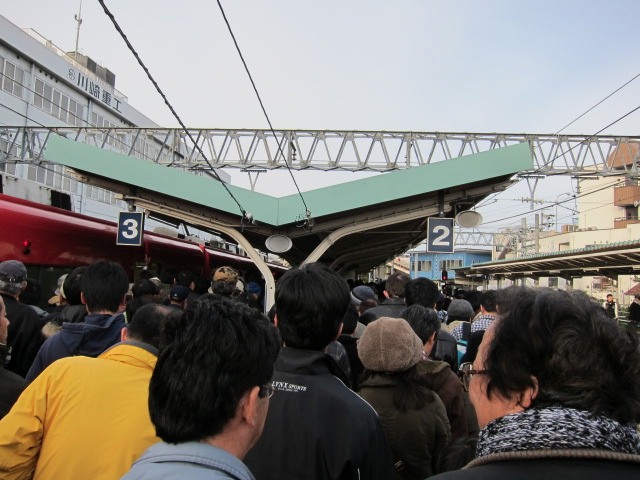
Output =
[{"x1": 0, "y1": 194, "x2": 286, "y2": 304}]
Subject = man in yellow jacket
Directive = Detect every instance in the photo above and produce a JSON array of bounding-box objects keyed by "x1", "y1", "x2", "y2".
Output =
[{"x1": 0, "y1": 303, "x2": 174, "y2": 480}]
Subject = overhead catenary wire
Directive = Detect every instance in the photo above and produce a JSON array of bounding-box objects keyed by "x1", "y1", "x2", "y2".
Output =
[
  {"x1": 481, "y1": 180, "x2": 621, "y2": 226},
  {"x1": 97, "y1": 0, "x2": 249, "y2": 218},
  {"x1": 214, "y1": 0, "x2": 310, "y2": 218},
  {"x1": 475, "y1": 72, "x2": 640, "y2": 210}
]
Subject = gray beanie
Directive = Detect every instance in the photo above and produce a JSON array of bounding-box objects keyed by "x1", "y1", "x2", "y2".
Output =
[
  {"x1": 447, "y1": 299, "x2": 475, "y2": 320},
  {"x1": 357, "y1": 317, "x2": 423, "y2": 372}
]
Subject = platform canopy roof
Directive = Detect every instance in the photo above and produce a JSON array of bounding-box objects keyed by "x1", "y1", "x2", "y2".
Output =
[
  {"x1": 455, "y1": 239, "x2": 640, "y2": 280},
  {"x1": 44, "y1": 135, "x2": 532, "y2": 273}
]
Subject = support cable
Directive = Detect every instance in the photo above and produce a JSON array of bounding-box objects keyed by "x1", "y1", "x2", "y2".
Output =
[
  {"x1": 214, "y1": 0, "x2": 310, "y2": 220},
  {"x1": 97, "y1": 0, "x2": 249, "y2": 218}
]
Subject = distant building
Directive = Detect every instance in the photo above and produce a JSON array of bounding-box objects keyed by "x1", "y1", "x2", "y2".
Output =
[
  {"x1": 409, "y1": 249, "x2": 491, "y2": 285},
  {"x1": 465, "y1": 143, "x2": 640, "y2": 307},
  {"x1": 0, "y1": 14, "x2": 228, "y2": 218}
]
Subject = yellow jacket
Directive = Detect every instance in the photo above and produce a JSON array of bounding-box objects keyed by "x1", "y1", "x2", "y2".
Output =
[{"x1": 0, "y1": 342, "x2": 160, "y2": 480}]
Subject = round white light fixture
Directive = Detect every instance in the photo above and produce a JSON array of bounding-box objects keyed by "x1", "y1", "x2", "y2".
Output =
[
  {"x1": 265, "y1": 234, "x2": 293, "y2": 253},
  {"x1": 455, "y1": 210, "x2": 483, "y2": 228}
]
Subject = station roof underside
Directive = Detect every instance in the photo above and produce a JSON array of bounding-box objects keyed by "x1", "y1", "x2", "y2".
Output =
[
  {"x1": 44, "y1": 136, "x2": 533, "y2": 273},
  {"x1": 456, "y1": 239, "x2": 640, "y2": 280}
]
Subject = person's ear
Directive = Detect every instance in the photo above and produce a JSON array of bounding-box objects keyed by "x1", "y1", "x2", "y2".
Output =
[
  {"x1": 118, "y1": 295, "x2": 127, "y2": 313},
  {"x1": 517, "y1": 376, "x2": 539, "y2": 409},
  {"x1": 121, "y1": 326, "x2": 129, "y2": 342},
  {"x1": 81, "y1": 292, "x2": 87, "y2": 305},
  {"x1": 241, "y1": 386, "x2": 261, "y2": 427}
]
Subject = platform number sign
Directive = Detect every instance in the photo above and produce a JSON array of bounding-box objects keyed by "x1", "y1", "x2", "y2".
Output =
[
  {"x1": 426, "y1": 217, "x2": 454, "y2": 253},
  {"x1": 117, "y1": 212, "x2": 144, "y2": 246}
]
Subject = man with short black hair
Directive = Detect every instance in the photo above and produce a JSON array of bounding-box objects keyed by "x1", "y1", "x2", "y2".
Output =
[
  {"x1": 0, "y1": 260, "x2": 44, "y2": 377},
  {"x1": 26, "y1": 260, "x2": 129, "y2": 382},
  {"x1": 602, "y1": 293, "x2": 618, "y2": 319},
  {"x1": 452, "y1": 290, "x2": 499, "y2": 341},
  {"x1": 402, "y1": 305, "x2": 470, "y2": 441},
  {"x1": 0, "y1": 304, "x2": 173, "y2": 479},
  {"x1": 405, "y1": 277, "x2": 459, "y2": 371},
  {"x1": 41, "y1": 266, "x2": 88, "y2": 337},
  {"x1": 244, "y1": 262, "x2": 395, "y2": 480},
  {"x1": 123, "y1": 295, "x2": 280, "y2": 480},
  {"x1": 359, "y1": 271, "x2": 411, "y2": 325}
]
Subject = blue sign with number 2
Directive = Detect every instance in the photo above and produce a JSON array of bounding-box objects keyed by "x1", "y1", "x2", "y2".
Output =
[{"x1": 427, "y1": 217, "x2": 454, "y2": 253}]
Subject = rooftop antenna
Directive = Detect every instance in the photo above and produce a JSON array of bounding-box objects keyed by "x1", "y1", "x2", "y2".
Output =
[{"x1": 74, "y1": 0, "x2": 83, "y2": 54}]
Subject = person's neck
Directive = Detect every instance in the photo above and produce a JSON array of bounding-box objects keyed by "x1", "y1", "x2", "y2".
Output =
[{"x1": 204, "y1": 430, "x2": 250, "y2": 461}]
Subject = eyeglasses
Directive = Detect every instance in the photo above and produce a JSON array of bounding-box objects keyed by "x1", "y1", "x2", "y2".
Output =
[
  {"x1": 258, "y1": 382, "x2": 275, "y2": 399},
  {"x1": 458, "y1": 362, "x2": 488, "y2": 391}
]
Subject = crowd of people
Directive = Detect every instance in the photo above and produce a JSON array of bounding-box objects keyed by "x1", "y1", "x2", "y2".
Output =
[{"x1": 0, "y1": 258, "x2": 639, "y2": 479}]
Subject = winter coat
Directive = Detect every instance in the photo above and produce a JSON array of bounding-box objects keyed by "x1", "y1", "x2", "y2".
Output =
[
  {"x1": 0, "y1": 342, "x2": 159, "y2": 480},
  {"x1": 2, "y1": 293, "x2": 44, "y2": 377},
  {"x1": 430, "y1": 452, "x2": 640, "y2": 480},
  {"x1": 244, "y1": 347, "x2": 396, "y2": 480},
  {"x1": 417, "y1": 359, "x2": 469, "y2": 441},
  {"x1": 26, "y1": 312, "x2": 125, "y2": 381},
  {"x1": 0, "y1": 344, "x2": 26, "y2": 419},
  {"x1": 359, "y1": 373, "x2": 452, "y2": 479},
  {"x1": 359, "y1": 298, "x2": 407, "y2": 325}
]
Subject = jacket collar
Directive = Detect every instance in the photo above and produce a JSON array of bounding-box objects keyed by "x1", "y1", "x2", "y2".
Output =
[{"x1": 276, "y1": 347, "x2": 349, "y2": 384}]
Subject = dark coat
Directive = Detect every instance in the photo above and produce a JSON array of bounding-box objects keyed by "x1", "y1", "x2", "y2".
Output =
[
  {"x1": 434, "y1": 329, "x2": 459, "y2": 372},
  {"x1": 431, "y1": 456, "x2": 640, "y2": 480},
  {"x1": 418, "y1": 359, "x2": 469, "y2": 441},
  {"x1": 359, "y1": 373, "x2": 451, "y2": 480},
  {"x1": 628, "y1": 301, "x2": 640, "y2": 322},
  {"x1": 0, "y1": 345, "x2": 27, "y2": 418},
  {"x1": 26, "y1": 312, "x2": 125, "y2": 382},
  {"x1": 2, "y1": 293, "x2": 44, "y2": 377},
  {"x1": 359, "y1": 298, "x2": 407, "y2": 325},
  {"x1": 42, "y1": 304, "x2": 87, "y2": 326},
  {"x1": 244, "y1": 348, "x2": 396, "y2": 480},
  {"x1": 337, "y1": 334, "x2": 364, "y2": 391}
]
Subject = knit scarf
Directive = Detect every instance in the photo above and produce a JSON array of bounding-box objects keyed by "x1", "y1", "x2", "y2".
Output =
[{"x1": 476, "y1": 406, "x2": 640, "y2": 459}]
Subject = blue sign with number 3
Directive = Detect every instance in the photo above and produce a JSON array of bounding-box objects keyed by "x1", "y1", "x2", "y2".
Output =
[
  {"x1": 117, "y1": 212, "x2": 144, "y2": 246},
  {"x1": 426, "y1": 217, "x2": 454, "y2": 253}
]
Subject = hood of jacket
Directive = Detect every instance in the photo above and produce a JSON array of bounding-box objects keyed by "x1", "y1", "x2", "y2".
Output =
[
  {"x1": 359, "y1": 372, "x2": 399, "y2": 389},
  {"x1": 59, "y1": 312, "x2": 125, "y2": 357},
  {"x1": 417, "y1": 358, "x2": 454, "y2": 390}
]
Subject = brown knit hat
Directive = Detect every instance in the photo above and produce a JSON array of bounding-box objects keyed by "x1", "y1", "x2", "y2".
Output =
[{"x1": 357, "y1": 317, "x2": 423, "y2": 372}]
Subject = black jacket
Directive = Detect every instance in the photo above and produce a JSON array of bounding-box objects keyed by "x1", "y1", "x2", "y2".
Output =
[
  {"x1": 359, "y1": 298, "x2": 407, "y2": 325},
  {"x1": 2, "y1": 293, "x2": 44, "y2": 377},
  {"x1": 0, "y1": 345, "x2": 26, "y2": 418},
  {"x1": 244, "y1": 348, "x2": 396, "y2": 480}
]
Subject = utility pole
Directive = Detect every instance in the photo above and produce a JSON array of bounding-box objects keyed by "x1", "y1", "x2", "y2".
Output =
[
  {"x1": 74, "y1": 0, "x2": 83, "y2": 54},
  {"x1": 534, "y1": 214, "x2": 540, "y2": 254}
]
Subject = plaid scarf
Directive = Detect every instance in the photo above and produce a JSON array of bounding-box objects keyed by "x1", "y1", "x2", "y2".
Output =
[{"x1": 476, "y1": 406, "x2": 640, "y2": 459}]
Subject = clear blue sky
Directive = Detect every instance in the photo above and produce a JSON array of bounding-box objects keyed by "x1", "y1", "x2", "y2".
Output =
[{"x1": 4, "y1": 1, "x2": 640, "y2": 230}]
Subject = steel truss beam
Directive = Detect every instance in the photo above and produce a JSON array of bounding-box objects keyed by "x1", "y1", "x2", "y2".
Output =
[
  {"x1": 1, "y1": 126, "x2": 639, "y2": 176},
  {"x1": 454, "y1": 231, "x2": 497, "y2": 247}
]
